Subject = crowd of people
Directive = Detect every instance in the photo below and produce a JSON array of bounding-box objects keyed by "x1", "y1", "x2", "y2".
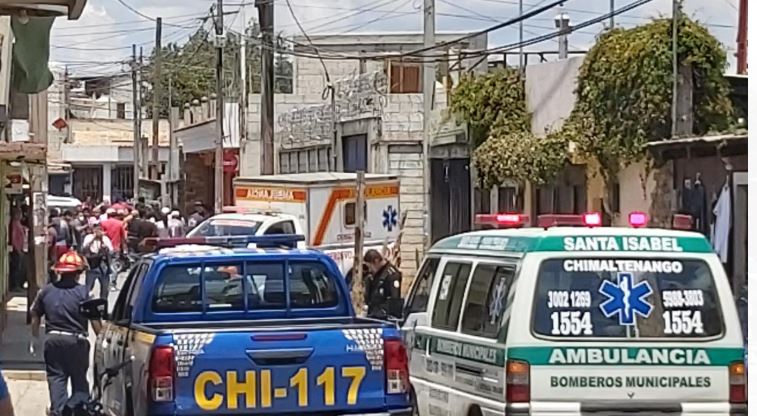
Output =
[{"x1": 44, "y1": 198, "x2": 210, "y2": 299}]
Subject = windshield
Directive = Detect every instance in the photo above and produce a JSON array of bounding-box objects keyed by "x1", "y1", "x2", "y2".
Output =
[
  {"x1": 187, "y1": 218, "x2": 260, "y2": 237},
  {"x1": 532, "y1": 258, "x2": 723, "y2": 339}
]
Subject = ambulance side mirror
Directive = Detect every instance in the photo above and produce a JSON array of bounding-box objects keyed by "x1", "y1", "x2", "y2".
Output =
[{"x1": 80, "y1": 298, "x2": 108, "y2": 320}]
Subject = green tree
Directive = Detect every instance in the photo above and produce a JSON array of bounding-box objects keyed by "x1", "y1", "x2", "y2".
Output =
[
  {"x1": 449, "y1": 67, "x2": 568, "y2": 188},
  {"x1": 563, "y1": 16, "x2": 733, "y2": 181},
  {"x1": 144, "y1": 20, "x2": 293, "y2": 117}
]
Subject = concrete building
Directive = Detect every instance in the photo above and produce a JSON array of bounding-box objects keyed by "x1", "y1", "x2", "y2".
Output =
[
  {"x1": 214, "y1": 31, "x2": 487, "y2": 280},
  {"x1": 46, "y1": 68, "x2": 171, "y2": 202}
]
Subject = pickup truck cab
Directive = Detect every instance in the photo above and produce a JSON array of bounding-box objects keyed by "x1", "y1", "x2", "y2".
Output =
[{"x1": 95, "y1": 235, "x2": 412, "y2": 416}]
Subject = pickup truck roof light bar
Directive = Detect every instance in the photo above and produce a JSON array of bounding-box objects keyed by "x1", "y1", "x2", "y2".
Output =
[{"x1": 144, "y1": 234, "x2": 306, "y2": 250}]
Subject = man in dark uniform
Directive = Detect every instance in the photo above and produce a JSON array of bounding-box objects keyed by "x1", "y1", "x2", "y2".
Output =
[
  {"x1": 363, "y1": 249, "x2": 402, "y2": 319},
  {"x1": 31, "y1": 250, "x2": 103, "y2": 416}
]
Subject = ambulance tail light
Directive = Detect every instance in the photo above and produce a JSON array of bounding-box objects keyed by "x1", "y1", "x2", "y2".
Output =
[
  {"x1": 628, "y1": 211, "x2": 648, "y2": 228},
  {"x1": 475, "y1": 213, "x2": 529, "y2": 228},
  {"x1": 506, "y1": 359, "x2": 530, "y2": 403},
  {"x1": 149, "y1": 345, "x2": 175, "y2": 402},
  {"x1": 384, "y1": 338, "x2": 410, "y2": 394},
  {"x1": 729, "y1": 361, "x2": 746, "y2": 404},
  {"x1": 672, "y1": 214, "x2": 694, "y2": 230}
]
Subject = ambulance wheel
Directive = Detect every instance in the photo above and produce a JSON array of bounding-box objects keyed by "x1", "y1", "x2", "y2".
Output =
[{"x1": 467, "y1": 405, "x2": 483, "y2": 416}]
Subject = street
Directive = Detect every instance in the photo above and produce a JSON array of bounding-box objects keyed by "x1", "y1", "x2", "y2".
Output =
[{"x1": 1, "y1": 273, "x2": 124, "y2": 415}]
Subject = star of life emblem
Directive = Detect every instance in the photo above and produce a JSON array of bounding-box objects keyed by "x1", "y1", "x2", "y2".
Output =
[
  {"x1": 488, "y1": 277, "x2": 507, "y2": 324},
  {"x1": 599, "y1": 272, "x2": 653, "y2": 326}
]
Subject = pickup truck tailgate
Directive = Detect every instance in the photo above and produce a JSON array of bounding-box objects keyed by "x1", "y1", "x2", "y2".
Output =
[{"x1": 171, "y1": 326, "x2": 388, "y2": 414}]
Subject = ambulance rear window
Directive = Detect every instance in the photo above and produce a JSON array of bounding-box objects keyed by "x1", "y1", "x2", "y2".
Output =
[{"x1": 532, "y1": 258, "x2": 724, "y2": 339}]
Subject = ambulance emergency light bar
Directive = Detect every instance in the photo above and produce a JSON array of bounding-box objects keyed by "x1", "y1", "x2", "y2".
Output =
[
  {"x1": 143, "y1": 234, "x2": 306, "y2": 251},
  {"x1": 474, "y1": 214, "x2": 530, "y2": 228}
]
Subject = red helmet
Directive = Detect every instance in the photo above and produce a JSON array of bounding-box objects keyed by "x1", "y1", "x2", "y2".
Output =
[{"x1": 53, "y1": 250, "x2": 85, "y2": 273}]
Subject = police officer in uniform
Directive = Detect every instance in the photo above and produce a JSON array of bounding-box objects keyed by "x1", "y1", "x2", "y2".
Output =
[
  {"x1": 31, "y1": 250, "x2": 103, "y2": 416},
  {"x1": 363, "y1": 249, "x2": 402, "y2": 318}
]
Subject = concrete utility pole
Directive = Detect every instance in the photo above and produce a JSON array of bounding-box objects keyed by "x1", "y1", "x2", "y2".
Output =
[
  {"x1": 610, "y1": 0, "x2": 615, "y2": 29},
  {"x1": 214, "y1": 0, "x2": 225, "y2": 214},
  {"x1": 131, "y1": 44, "x2": 140, "y2": 199},
  {"x1": 239, "y1": 4, "x2": 248, "y2": 174},
  {"x1": 151, "y1": 17, "x2": 162, "y2": 180},
  {"x1": 63, "y1": 65, "x2": 71, "y2": 143},
  {"x1": 518, "y1": 0, "x2": 524, "y2": 68},
  {"x1": 257, "y1": 0, "x2": 275, "y2": 175},
  {"x1": 422, "y1": 0, "x2": 434, "y2": 249},
  {"x1": 555, "y1": 12, "x2": 570, "y2": 59},
  {"x1": 671, "y1": 0, "x2": 679, "y2": 138},
  {"x1": 140, "y1": 47, "x2": 147, "y2": 179}
]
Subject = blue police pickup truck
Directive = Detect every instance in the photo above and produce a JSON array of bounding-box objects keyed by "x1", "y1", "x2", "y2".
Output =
[{"x1": 94, "y1": 235, "x2": 412, "y2": 416}]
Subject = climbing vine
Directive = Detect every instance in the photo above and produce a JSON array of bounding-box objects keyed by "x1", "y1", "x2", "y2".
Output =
[
  {"x1": 563, "y1": 16, "x2": 733, "y2": 182},
  {"x1": 450, "y1": 68, "x2": 568, "y2": 187}
]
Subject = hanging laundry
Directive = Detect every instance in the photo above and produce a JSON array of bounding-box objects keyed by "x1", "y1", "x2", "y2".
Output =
[{"x1": 711, "y1": 182, "x2": 731, "y2": 263}]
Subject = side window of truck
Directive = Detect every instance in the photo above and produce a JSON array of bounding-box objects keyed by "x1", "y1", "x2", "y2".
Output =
[
  {"x1": 111, "y1": 263, "x2": 149, "y2": 323},
  {"x1": 111, "y1": 265, "x2": 139, "y2": 322},
  {"x1": 406, "y1": 257, "x2": 441, "y2": 314},
  {"x1": 431, "y1": 262, "x2": 472, "y2": 331},
  {"x1": 265, "y1": 221, "x2": 296, "y2": 234}
]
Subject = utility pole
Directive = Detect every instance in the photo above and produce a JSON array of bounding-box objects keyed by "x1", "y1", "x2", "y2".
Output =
[
  {"x1": 671, "y1": 0, "x2": 679, "y2": 138},
  {"x1": 518, "y1": 0, "x2": 524, "y2": 68},
  {"x1": 736, "y1": 0, "x2": 747, "y2": 74},
  {"x1": 214, "y1": 0, "x2": 226, "y2": 214},
  {"x1": 422, "y1": 0, "x2": 435, "y2": 249},
  {"x1": 139, "y1": 47, "x2": 147, "y2": 179},
  {"x1": 131, "y1": 44, "x2": 140, "y2": 199},
  {"x1": 239, "y1": 3, "x2": 248, "y2": 176},
  {"x1": 63, "y1": 65, "x2": 71, "y2": 143},
  {"x1": 556, "y1": 11, "x2": 570, "y2": 60},
  {"x1": 151, "y1": 17, "x2": 162, "y2": 180},
  {"x1": 257, "y1": 0, "x2": 275, "y2": 175},
  {"x1": 610, "y1": 0, "x2": 615, "y2": 29}
]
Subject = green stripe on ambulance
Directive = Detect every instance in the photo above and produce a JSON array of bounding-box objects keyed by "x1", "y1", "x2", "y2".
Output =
[{"x1": 507, "y1": 347, "x2": 744, "y2": 366}]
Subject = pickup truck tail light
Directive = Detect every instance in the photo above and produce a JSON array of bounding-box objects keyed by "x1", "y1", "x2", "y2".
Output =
[
  {"x1": 729, "y1": 361, "x2": 746, "y2": 403},
  {"x1": 149, "y1": 345, "x2": 175, "y2": 402},
  {"x1": 384, "y1": 338, "x2": 409, "y2": 394},
  {"x1": 506, "y1": 359, "x2": 530, "y2": 403}
]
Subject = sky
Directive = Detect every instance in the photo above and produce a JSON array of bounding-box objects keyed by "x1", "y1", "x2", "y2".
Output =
[{"x1": 49, "y1": 0, "x2": 741, "y2": 77}]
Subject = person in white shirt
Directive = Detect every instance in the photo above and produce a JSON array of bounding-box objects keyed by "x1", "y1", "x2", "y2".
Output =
[{"x1": 81, "y1": 223, "x2": 113, "y2": 300}]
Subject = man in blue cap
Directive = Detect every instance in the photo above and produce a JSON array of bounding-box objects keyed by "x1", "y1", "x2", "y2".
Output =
[{"x1": 0, "y1": 368, "x2": 14, "y2": 416}]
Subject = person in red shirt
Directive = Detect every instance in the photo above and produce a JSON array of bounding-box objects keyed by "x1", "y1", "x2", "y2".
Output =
[{"x1": 100, "y1": 209, "x2": 126, "y2": 254}]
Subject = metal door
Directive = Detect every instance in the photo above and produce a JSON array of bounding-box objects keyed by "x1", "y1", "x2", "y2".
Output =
[{"x1": 431, "y1": 158, "x2": 471, "y2": 244}]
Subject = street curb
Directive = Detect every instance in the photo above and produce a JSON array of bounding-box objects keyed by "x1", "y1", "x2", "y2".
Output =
[{"x1": 3, "y1": 369, "x2": 46, "y2": 382}]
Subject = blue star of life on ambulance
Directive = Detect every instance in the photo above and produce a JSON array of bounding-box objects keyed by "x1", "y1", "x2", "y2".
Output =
[
  {"x1": 599, "y1": 272, "x2": 653, "y2": 326},
  {"x1": 488, "y1": 277, "x2": 507, "y2": 324},
  {"x1": 383, "y1": 205, "x2": 398, "y2": 231}
]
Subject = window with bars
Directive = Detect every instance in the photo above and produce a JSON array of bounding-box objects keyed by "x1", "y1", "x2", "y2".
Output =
[
  {"x1": 279, "y1": 147, "x2": 331, "y2": 174},
  {"x1": 112, "y1": 165, "x2": 134, "y2": 201}
]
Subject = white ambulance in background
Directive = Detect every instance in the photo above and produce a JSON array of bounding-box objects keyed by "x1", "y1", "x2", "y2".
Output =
[
  {"x1": 401, "y1": 212, "x2": 746, "y2": 416},
  {"x1": 191, "y1": 172, "x2": 401, "y2": 274}
]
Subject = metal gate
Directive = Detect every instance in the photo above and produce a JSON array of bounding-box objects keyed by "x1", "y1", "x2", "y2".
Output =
[
  {"x1": 430, "y1": 158, "x2": 471, "y2": 244},
  {"x1": 72, "y1": 166, "x2": 102, "y2": 202}
]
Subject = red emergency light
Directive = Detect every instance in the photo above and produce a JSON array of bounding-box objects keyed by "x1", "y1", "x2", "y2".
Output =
[
  {"x1": 474, "y1": 213, "x2": 530, "y2": 229},
  {"x1": 672, "y1": 214, "x2": 694, "y2": 230},
  {"x1": 628, "y1": 211, "x2": 648, "y2": 228},
  {"x1": 537, "y1": 212, "x2": 603, "y2": 228}
]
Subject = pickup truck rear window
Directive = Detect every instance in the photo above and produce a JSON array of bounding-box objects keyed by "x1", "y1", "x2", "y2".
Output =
[
  {"x1": 152, "y1": 261, "x2": 339, "y2": 313},
  {"x1": 532, "y1": 258, "x2": 724, "y2": 339}
]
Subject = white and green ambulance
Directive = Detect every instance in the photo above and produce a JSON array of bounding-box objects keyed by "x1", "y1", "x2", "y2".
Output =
[{"x1": 401, "y1": 213, "x2": 746, "y2": 416}]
